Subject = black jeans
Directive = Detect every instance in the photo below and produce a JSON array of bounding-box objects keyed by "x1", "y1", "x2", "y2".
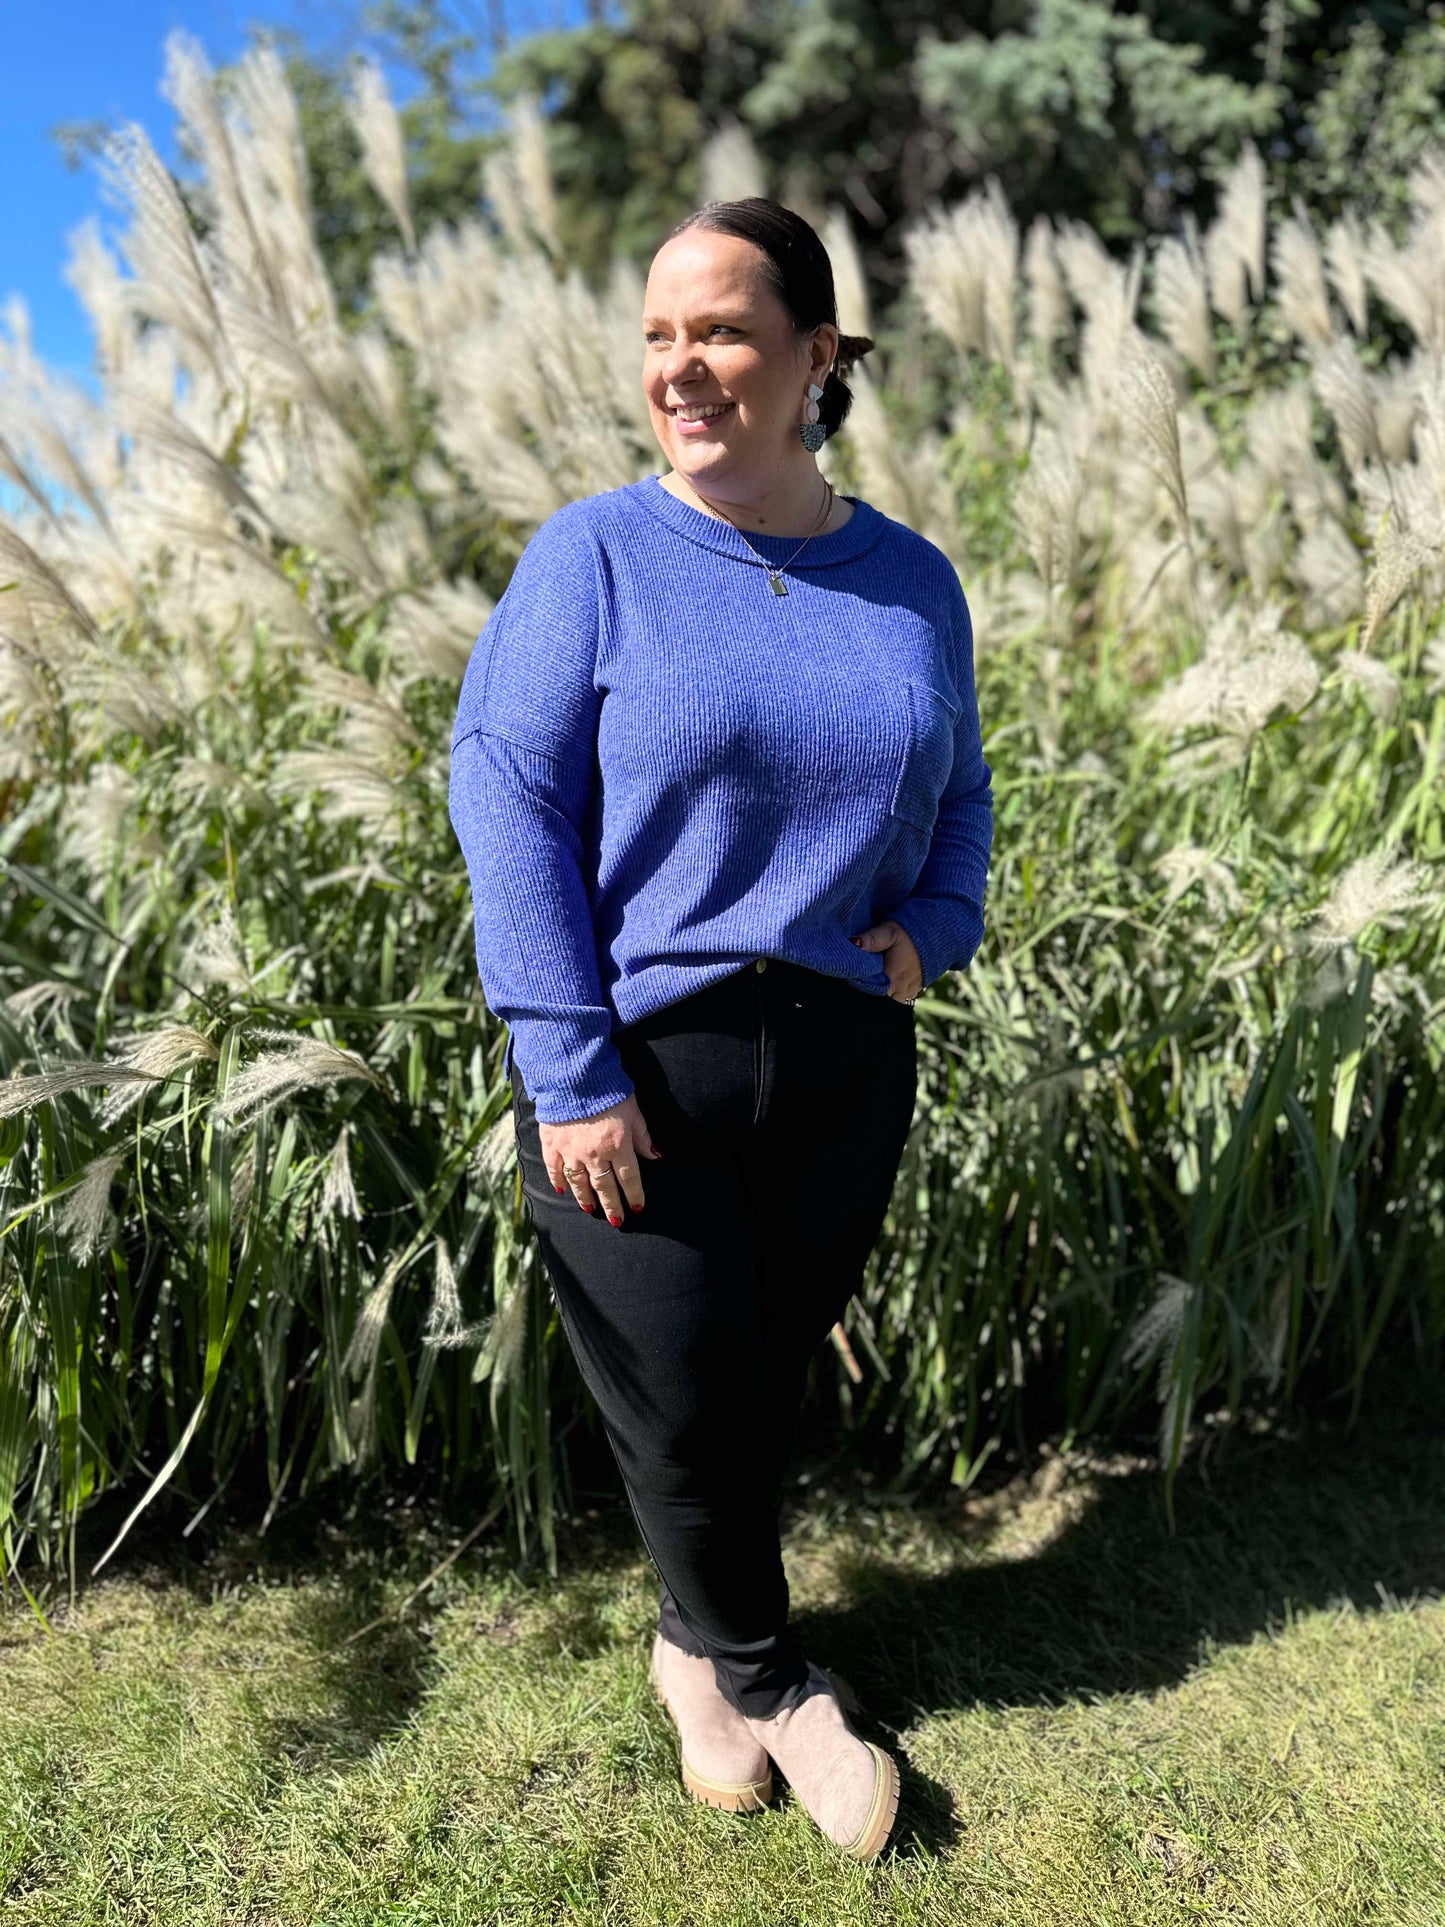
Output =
[{"x1": 510, "y1": 956, "x2": 918, "y2": 1720}]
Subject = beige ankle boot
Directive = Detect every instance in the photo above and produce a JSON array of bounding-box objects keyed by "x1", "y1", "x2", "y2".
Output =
[
  {"x1": 744, "y1": 1662, "x2": 900, "y2": 1860},
  {"x1": 649, "y1": 1631, "x2": 774, "y2": 1813}
]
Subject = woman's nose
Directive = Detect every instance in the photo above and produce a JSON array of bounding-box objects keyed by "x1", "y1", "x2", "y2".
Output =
[{"x1": 658, "y1": 348, "x2": 703, "y2": 385}]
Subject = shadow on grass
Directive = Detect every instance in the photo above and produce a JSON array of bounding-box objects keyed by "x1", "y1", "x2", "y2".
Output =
[
  {"x1": 34, "y1": 1354, "x2": 1443, "y2": 1842},
  {"x1": 783, "y1": 1359, "x2": 1445, "y2": 1857},
  {"x1": 249, "y1": 1596, "x2": 434, "y2": 1775}
]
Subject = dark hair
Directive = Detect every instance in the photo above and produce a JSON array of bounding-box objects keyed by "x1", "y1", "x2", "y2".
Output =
[{"x1": 664, "y1": 197, "x2": 875, "y2": 441}]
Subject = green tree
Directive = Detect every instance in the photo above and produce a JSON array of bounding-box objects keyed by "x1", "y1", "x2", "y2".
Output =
[
  {"x1": 48, "y1": 1, "x2": 1445, "y2": 340},
  {"x1": 485, "y1": 0, "x2": 1444, "y2": 301}
]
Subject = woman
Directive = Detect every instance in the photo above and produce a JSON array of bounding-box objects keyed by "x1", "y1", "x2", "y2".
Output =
[{"x1": 448, "y1": 197, "x2": 992, "y2": 1861}]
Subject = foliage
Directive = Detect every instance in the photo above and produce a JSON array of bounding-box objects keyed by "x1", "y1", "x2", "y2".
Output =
[
  {"x1": 485, "y1": 0, "x2": 1445, "y2": 298},
  {"x1": 1, "y1": 42, "x2": 1443, "y2": 1587}
]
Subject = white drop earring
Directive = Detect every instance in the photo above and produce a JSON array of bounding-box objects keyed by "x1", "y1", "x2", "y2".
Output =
[{"x1": 798, "y1": 377, "x2": 827, "y2": 452}]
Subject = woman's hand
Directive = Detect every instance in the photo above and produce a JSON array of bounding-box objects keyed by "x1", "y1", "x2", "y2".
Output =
[
  {"x1": 540, "y1": 1092, "x2": 663, "y2": 1226},
  {"x1": 851, "y1": 920, "x2": 924, "y2": 1000}
]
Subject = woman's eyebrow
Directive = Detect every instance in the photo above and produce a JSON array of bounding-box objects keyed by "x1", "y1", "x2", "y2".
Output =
[{"x1": 641, "y1": 311, "x2": 750, "y2": 328}]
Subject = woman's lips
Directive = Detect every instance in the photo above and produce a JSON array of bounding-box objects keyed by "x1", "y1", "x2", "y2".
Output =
[{"x1": 672, "y1": 403, "x2": 736, "y2": 435}]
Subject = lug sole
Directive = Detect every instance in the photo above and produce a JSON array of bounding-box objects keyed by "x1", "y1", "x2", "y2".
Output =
[
  {"x1": 679, "y1": 1750, "x2": 775, "y2": 1812},
  {"x1": 843, "y1": 1740, "x2": 901, "y2": 1860}
]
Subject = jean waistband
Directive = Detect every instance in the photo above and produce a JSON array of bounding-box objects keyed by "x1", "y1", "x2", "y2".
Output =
[{"x1": 663, "y1": 955, "x2": 891, "y2": 1009}]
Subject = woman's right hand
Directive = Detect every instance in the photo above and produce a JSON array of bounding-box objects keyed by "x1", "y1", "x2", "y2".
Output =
[{"x1": 539, "y1": 1092, "x2": 663, "y2": 1226}]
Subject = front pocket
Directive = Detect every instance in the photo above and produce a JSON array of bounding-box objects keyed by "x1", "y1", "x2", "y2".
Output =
[{"x1": 889, "y1": 679, "x2": 960, "y2": 833}]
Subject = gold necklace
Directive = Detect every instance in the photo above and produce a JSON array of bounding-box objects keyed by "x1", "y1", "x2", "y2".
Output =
[{"x1": 690, "y1": 476, "x2": 835, "y2": 596}]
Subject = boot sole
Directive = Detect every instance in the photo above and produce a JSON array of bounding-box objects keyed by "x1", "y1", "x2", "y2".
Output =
[
  {"x1": 680, "y1": 1749, "x2": 775, "y2": 1813},
  {"x1": 843, "y1": 1740, "x2": 901, "y2": 1861}
]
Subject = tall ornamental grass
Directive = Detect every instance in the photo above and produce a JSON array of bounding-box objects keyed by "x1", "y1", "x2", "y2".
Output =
[{"x1": 1, "y1": 33, "x2": 1442, "y2": 1582}]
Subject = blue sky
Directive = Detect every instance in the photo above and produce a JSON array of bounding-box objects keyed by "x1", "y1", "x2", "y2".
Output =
[{"x1": 1, "y1": 0, "x2": 584, "y2": 394}]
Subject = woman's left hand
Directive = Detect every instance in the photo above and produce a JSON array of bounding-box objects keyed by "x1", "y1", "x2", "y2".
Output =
[{"x1": 850, "y1": 920, "x2": 923, "y2": 1001}]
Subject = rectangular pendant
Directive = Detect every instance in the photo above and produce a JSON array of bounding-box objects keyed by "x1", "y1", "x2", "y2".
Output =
[{"x1": 769, "y1": 574, "x2": 788, "y2": 596}]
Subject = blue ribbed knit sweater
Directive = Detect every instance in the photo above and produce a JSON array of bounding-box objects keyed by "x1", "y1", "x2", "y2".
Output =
[{"x1": 447, "y1": 473, "x2": 994, "y2": 1124}]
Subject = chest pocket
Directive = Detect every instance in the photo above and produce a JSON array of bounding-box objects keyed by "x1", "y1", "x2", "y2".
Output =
[{"x1": 890, "y1": 678, "x2": 960, "y2": 834}]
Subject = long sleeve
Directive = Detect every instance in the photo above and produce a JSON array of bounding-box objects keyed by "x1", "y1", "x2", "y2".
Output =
[
  {"x1": 447, "y1": 503, "x2": 635, "y2": 1125},
  {"x1": 886, "y1": 578, "x2": 994, "y2": 988}
]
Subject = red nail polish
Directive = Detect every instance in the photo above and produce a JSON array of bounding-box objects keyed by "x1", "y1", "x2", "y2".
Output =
[
  {"x1": 608, "y1": 1213, "x2": 622, "y2": 1227},
  {"x1": 554, "y1": 1184, "x2": 565, "y2": 1194},
  {"x1": 634, "y1": 1202, "x2": 645, "y2": 1213}
]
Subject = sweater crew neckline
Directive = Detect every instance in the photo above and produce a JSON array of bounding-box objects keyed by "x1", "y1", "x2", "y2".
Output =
[{"x1": 628, "y1": 471, "x2": 887, "y2": 568}]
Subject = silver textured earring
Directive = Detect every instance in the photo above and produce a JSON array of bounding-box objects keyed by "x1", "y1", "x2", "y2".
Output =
[{"x1": 798, "y1": 377, "x2": 827, "y2": 452}]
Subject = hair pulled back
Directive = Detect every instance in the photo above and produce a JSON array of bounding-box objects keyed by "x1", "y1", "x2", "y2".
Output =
[{"x1": 665, "y1": 197, "x2": 874, "y2": 442}]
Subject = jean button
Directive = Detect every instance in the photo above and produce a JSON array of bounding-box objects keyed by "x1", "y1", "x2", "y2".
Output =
[{"x1": 754, "y1": 957, "x2": 768, "y2": 972}]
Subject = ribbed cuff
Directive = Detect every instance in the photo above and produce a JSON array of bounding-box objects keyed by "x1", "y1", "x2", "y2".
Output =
[
  {"x1": 505, "y1": 1021, "x2": 635, "y2": 1124},
  {"x1": 888, "y1": 894, "x2": 985, "y2": 990}
]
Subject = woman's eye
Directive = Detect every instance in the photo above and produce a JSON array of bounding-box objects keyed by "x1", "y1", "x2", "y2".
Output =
[{"x1": 644, "y1": 326, "x2": 737, "y2": 343}]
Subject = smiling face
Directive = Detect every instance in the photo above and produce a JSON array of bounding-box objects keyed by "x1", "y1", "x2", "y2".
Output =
[{"x1": 642, "y1": 229, "x2": 835, "y2": 492}]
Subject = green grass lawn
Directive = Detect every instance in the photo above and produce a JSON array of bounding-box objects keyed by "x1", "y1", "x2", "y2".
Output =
[{"x1": 2, "y1": 1377, "x2": 1442, "y2": 1926}]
